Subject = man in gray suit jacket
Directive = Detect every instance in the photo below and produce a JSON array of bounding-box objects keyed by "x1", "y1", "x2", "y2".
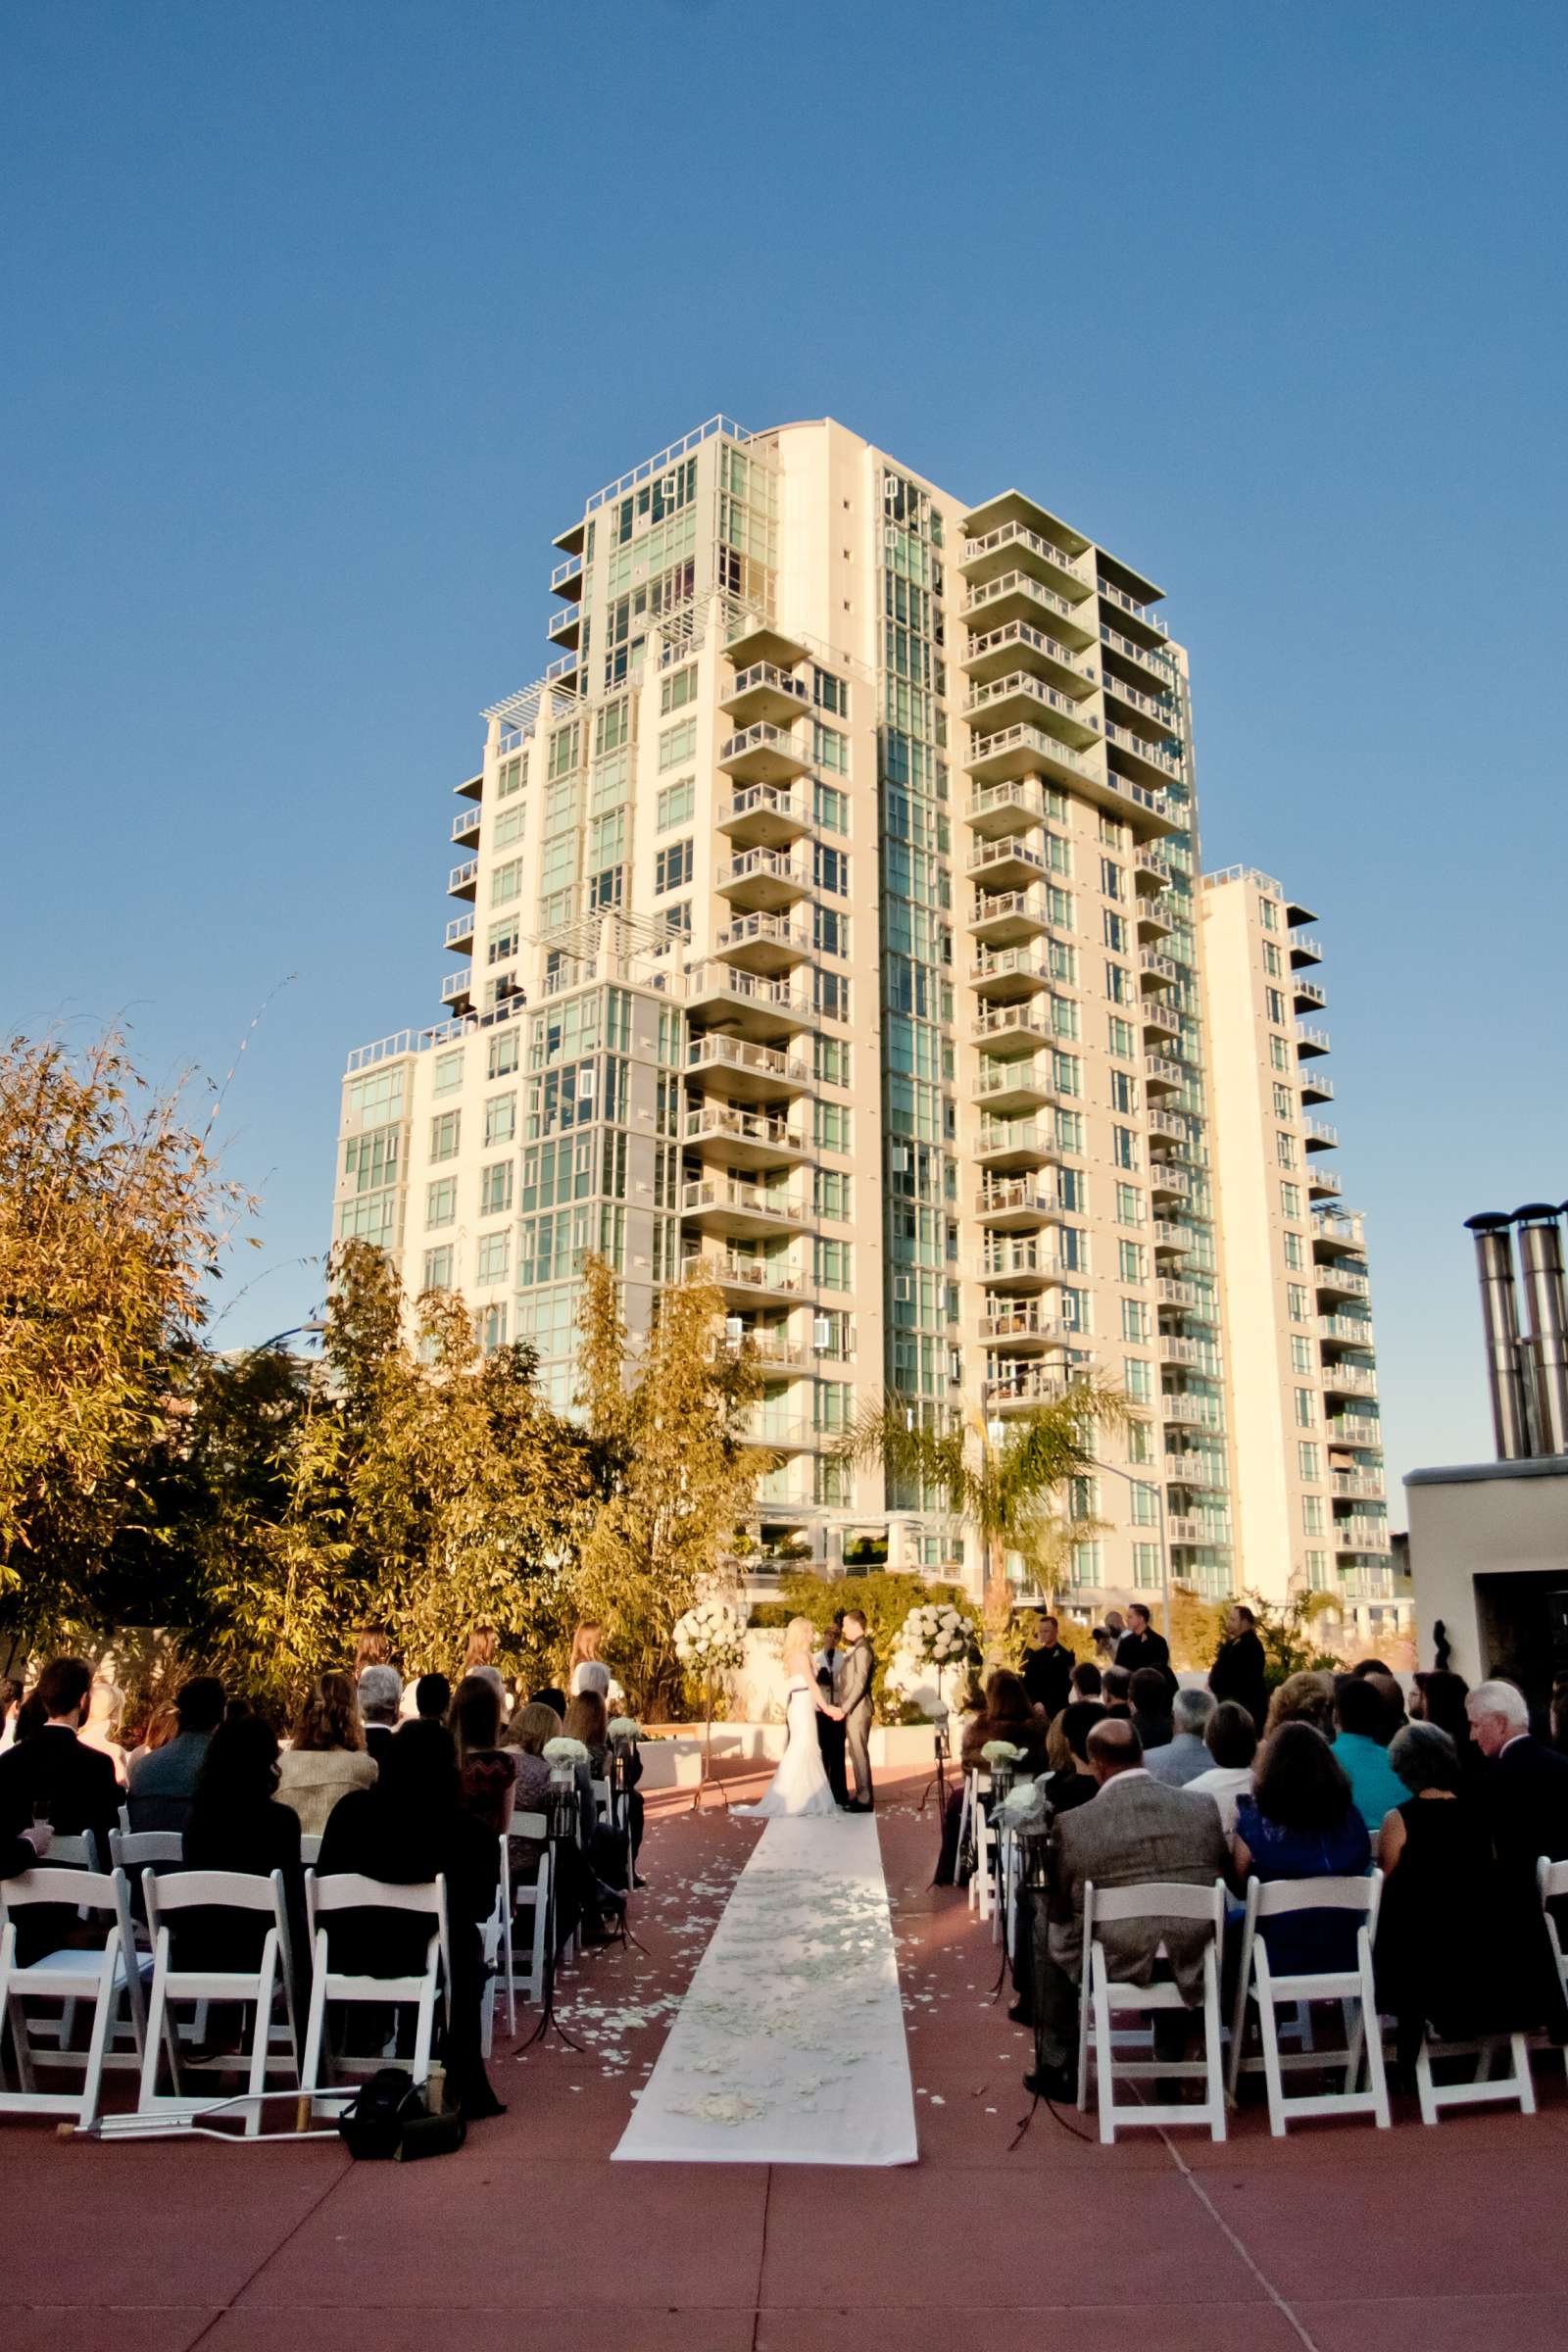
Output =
[
  {"x1": 1025, "y1": 1714, "x2": 1230, "y2": 2098},
  {"x1": 836, "y1": 1610, "x2": 876, "y2": 1811}
]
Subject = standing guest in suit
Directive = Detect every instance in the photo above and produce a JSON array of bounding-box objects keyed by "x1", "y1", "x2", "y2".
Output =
[
  {"x1": 1022, "y1": 1613, "x2": 1075, "y2": 1719},
  {"x1": 357, "y1": 1665, "x2": 403, "y2": 1765},
  {"x1": 1208, "y1": 1605, "x2": 1268, "y2": 1731},
  {"x1": 1023, "y1": 1716, "x2": 1231, "y2": 2098},
  {"x1": 125, "y1": 1675, "x2": 225, "y2": 1834},
  {"x1": 836, "y1": 1611, "x2": 877, "y2": 1811},
  {"x1": 1114, "y1": 1604, "x2": 1177, "y2": 1697},
  {"x1": 276, "y1": 1671, "x2": 378, "y2": 1838},
  {"x1": 0, "y1": 1657, "x2": 123, "y2": 1962},
  {"x1": 1130, "y1": 1667, "x2": 1174, "y2": 1753},
  {"x1": 813, "y1": 1620, "x2": 848, "y2": 1805},
  {"x1": 1146, "y1": 1688, "x2": 1216, "y2": 1786},
  {"x1": 1332, "y1": 1673, "x2": 1407, "y2": 1837}
]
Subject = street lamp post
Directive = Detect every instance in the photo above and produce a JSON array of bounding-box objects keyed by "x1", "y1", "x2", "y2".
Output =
[{"x1": 1092, "y1": 1457, "x2": 1171, "y2": 1643}]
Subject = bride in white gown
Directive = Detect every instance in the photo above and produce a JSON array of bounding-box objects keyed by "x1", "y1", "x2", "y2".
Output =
[{"x1": 739, "y1": 1616, "x2": 842, "y2": 1818}]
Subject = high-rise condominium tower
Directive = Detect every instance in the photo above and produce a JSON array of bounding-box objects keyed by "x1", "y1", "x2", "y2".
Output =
[{"x1": 334, "y1": 413, "x2": 1404, "y2": 1637}]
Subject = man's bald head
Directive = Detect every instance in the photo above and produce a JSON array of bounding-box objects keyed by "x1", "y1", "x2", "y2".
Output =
[{"x1": 1086, "y1": 1716, "x2": 1144, "y2": 1784}]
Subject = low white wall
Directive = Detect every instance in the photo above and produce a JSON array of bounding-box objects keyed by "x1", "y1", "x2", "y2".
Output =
[
  {"x1": 638, "y1": 1719, "x2": 941, "y2": 1790},
  {"x1": 1409, "y1": 1458, "x2": 1568, "y2": 1682}
]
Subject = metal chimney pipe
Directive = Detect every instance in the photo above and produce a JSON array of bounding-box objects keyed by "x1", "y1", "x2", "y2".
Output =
[
  {"x1": 1464, "y1": 1212, "x2": 1534, "y2": 1459},
  {"x1": 1513, "y1": 1203, "x2": 1568, "y2": 1458}
]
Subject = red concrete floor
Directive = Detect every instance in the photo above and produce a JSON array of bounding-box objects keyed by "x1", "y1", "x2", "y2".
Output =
[{"x1": 10, "y1": 1761, "x2": 1568, "y2": 2352}]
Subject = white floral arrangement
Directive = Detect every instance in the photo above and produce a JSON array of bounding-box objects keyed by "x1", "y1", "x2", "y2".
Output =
[
  {"x1": 542, "y1": 1737, "x2": 590, "y2": 1764},
  {"x1": 980, "y1": 1738, "x2": 1025, "y2": 1765},
  {"x1": 898, "y1": 1600, "x2": 978, "y2": 1670},
  {"x1": 672, "y1": 1598, "x2": 747, "y2": 1673},
  {"x1": 608, "y1": 1716, "x2": 642, "y2": 1741},
  {"x1": 999, "y1": 1778, "x2": 1048, "y2": 1826}
]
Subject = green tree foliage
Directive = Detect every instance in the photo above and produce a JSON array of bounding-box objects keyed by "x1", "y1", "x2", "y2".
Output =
[
  {"x1": 0, "y1": 1029, "x2": 248, "y2": 1650},
  {"x1": 574, "y1": 1255, "x2": 763, "y2": 1718}
]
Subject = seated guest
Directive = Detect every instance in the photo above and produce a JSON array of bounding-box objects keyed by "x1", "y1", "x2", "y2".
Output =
[
  {"x1": 1233, "y1": 1723, "x2": 1370, "y2": 1974},
  {"x1": 414, "y1": 1672, "x2": 452, "y2": 1724},
  {"x1": 127, "y1": 1699, "x2": 179, "y2": 1765},
  {"x1": 1410, "y1": 1668, "x2": 1473, "y2": 1749},
  {"x1": 276, "y1": 1671, "x2": 377, "y2": 1837},
  {"x1": 564, "y1": 1689, "x2": 611, "y2": 1776},
  {"x1": 1130, "y1": 1667, "x2": 1174, "y2": 1753},
  {"x1": 1185, "y1": 1699, "x2": 1258, "y2": 1835},
  {"x1": 179, "y1": 1717, "x2": 307, "y2": 1998},
  {"x1": 1466, "y1": 1677, "x2": 1568, "y2": 1900},
  {"x1": 1262, "y1": 1670, "x2": 1335, "y2": 1742},
  {"x1": 1042, "y1": 1700, "x2": 1106, "y2": 1817},
  {"x1": 1363, "y1": 1669, "x2": 1407, "y2": 1732},
  {"x1": 0, "y1": 1817, "x2": 51, "y2": 1876},
  {"x1": 0, "y1": 1675, "x2": 24, "y2": 1754},
  {"x1": 357, "y1": 1665, "x2": 403, "y2": 1765},
  {"x1": 502, "y1": 1698, "x2": 586, "y2": 1948},
  {"x1": 1024, "y1": 1717, "x2": 1231, "y2": 2098},
  {"x1": 0, "y1": 1656, "x2": 123, "y2": 1960},
  {"x1": 1022, "y1": 1613, "x2": 1075, "y2": 1719},
  {"x1": 318, "y1": 1720, "x2": 504, "y2": 2120},
  {"x1": 1146, "y1": 1688, "x2": 1215, "y2": 1786},
  {"x1": 1207, "y1": 1605, "x2": 1268, "y2": 1732},
  {"x1": 1333, "y1": 1673, "x2": 1407, "y2": 1836},
  {"x1": 126, "y1": 1674, "x2": 225, "y2": 1833},
  {"x1": 449, "y1": 1673, "x2": 516, "y2": 1834},
  {"x1": 960, "y1": 1668, "x2": 1050, "y2": 1777},
  {"x1": 1375, "y1": 1720, "x2": 1548, "y2": 2071},
  {"x1": 531, "y1": 1685, "x2": 568, "y2": 1719},
  {"x1": 1069, "y1": 1660, "x2": 1102, "y2": 1701},
  {"x1": 1101, "y1": 1665, "x2": 1133, "y2": 1719},
  {"x1": 81, "y1": 1676, "x2": 128, "y2": 1784}
]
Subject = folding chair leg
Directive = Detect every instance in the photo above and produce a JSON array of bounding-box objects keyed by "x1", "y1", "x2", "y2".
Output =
[
  {"x1": 300, "y1": 1963, "x2": 329, "y2": 2100},
  {"x1": 243, "y1": 1940, "x2": 278, "y2": 2138},
  {"x1": 1415, "y1": 2034, "x2": 1439, "y2": 2125},
  {"x1": 1512, "y1": 2033, "x2": 1538, "y2": 2115},
  {"x1": 75, "y1": 1944, "x2": 120, "y2": 2130},
  {"x1": 502, "y1": 1905, "x2": 516, "y2": 2038},
  {"x1": 1201, "y1": 1947, "x2": 1227, "y2": 2142},
  {"x1": 1092, "y1": 1952, "x2": 1117, "y2": 2145},
  {"x1": 1075, "y1": 1970, "x2": 1091, "y2": 2112},
  {"x1": 1256, "y1": 1968, "x2": 1288, "y2": 2137},
  {"x1": 410, "y1": 1983, "x2": 436, "y2": 2087}
]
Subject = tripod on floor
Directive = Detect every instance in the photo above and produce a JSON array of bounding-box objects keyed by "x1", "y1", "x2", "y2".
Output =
[
  {"x1": 518, "y1": 1778, "x2": 583, "y2": 2053},
  {"x1": 917, "y1": 1714, "x2": 952, "y2": 1815}
]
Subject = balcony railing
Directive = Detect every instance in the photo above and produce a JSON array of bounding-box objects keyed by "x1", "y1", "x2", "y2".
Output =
[
  {"x1": 969, "y1": 721, "x2": 1092, "y2": 777},
  {"x1": 967, "y1": 834, "x2": 1049, "y2": 877},
  {"x1": 1104, "y1": 719, "x2": 1181, "y2": 776},
  {"x1": 687, "y1": 1034, "x2": 809, "y2": 1085},
  {"x1": 701, "y1": 1254, "x2": 804, "y2": 1296},
  {"x1": 981, "y1": 1241, "x2": 1055, "y2": 1280},
  {"x1": 962, "y1": 519, "x2": 1093, "y2": 589},
  {"x1": 1333, "y1": 1471, "x2": 1386, "y2": 1499},
  {"x1": 978, "y1": 1177, "x2": 1063, "y2": 1218},
  {"x1": 1326, "y1": 1415, "x2": 1382, "y2": 1446},
  {"x1": 1324, "y1": 1363, "x2": 1379, "y2": 1397},
  {"x1": 1097, "y1": 576, "x2": 1169, "y2": 636},
  {"x1": 717, "y1": 849, "x2": 810, "y2": 893},
  {"x1": 685, "y1": 1105, "x2": 805, "y2": 1152},
  {"x1": 727, "y1": 661, "x2": 808, "y2": 708},
  {"x1": 963, "y1": 568, "x2": 1079, "y2": 627},
  {"x1": 972, "y1": 1004, "x2": 1053, "y2": 1045},
  {"x1": 682, "y1": 1181, "x2": 807, "y2": 1224}
]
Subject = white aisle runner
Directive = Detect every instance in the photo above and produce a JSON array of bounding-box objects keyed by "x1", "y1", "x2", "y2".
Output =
[{"x1": 612, "y1": 1813, "x2": 918, "y2": 2166}]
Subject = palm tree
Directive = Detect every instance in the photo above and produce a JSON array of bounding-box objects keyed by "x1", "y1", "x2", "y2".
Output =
[{"x1": 838, "y1": 1375, "x2": 1137, "y2": 1623}]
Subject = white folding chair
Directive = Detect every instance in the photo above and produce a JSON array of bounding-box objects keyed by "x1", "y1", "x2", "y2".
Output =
[
  {"x1": 507, "y1": 1813, "x2": 551, "y2": 2009},
  {"x1": 110, "y1": 1830, "x2": 184, "y2": 1875},
  {"x1": 299, "y1": 1837, "x2": 322, "y2": 1869},
  {"x1": 1228, "y1": 1873, "x2": 1390, "y2": 2133},
  {"x1": 480, "y1": 1832, "x2": 517, "y2": 2050},
  {"x1": 300, "y1": 1873, "x2": 449, "y2": 2112},
  {"x1": 38, "y1": 1833, "x2": 103, "y2": 1871},
  {"x1": 137, "y1": 1869, "x2": 300, "y2": 2135},
  {"x1": 1076, "y1": 1878, "x2": 1228, "y2": 2142},
  {"x1": 591, "y1": 1776, "x2": 611, "y2": 1826},
  {"x1": 1538, "y1": 1857, "x2": 1568, "y2": 2082},
  {"x1": 0, "y1": 1867, "x2": 136, "y2": 2128},
  {"x1": 966, "y1": 1773, "x2": 997, "y2": 1924}
]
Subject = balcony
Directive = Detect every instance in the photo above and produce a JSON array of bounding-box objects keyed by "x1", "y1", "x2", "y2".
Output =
[
  {"x1": 1097, "y1": 574, "x2": 1169, "y2": 645},
  {"x1": 1309, "y1": 1166, "x2": 1342, "y2": 1201},
  {"x1": 719, "y1": 721, "x2": 812, "y2": 785},
  {"x1": 1140, "y1": 949, "x2": 1180, "y2": 991},
  {"x1": 547, "y1": 603, "x2": 581, "y2": 650},
  {"x1": 1145, "y1": 1054, "x2": 1184, "y2": 1097},
  {"x1": 1148, "y1": 1107, "x2": 1189, "y2": 1150},
  {"x1": 1102, "y1": 667, "x2": 1180, "y2": 738},
  {"x1": 1336, "y1": 1517, "x2": 1392, "y2": 1555},
  {"x1": 980, "y1": 1239, "x2": 1055, "y2": 1292},
  {"x1": 968, "y1": 776, "x2": 1056, "y2": 838},
  {"x1": 448, "y1": 858, "x2": 478, "y2": 901},
  {"x1": 967, "y1": 833, "x2": 1051, "y2": 891},
  {"x1": 683, "y1": 961, "x2": 814, "y2": 1043},
  {"x1": 975, "y1": 1119, "x2": 1054, "y2": 1172},
  {"x1": 1152, "y1": 1219, "x2": 1190, "y2": 1256},
  {"x1": 1313, "y1": 1211, "x2": 1367, "y2": 1256},
  {"x1": 1134, "y1": 847, "x2": 1172, "y2": 895},
  {"x1": 1104, "y1": 719, "x2": 1183, "y2": 789},
  {"x1": 960, "y1": 518, "x2": 1094, "y2": 602},
  {"x1": 1138, "y1": 894, "x2": 1176, "y2": 939},
  {"x1": 1150, "y1": 1161, "x2": 1191, "y2": 1200},
  {"x1": 984, "y1": 1364, "x2": 1073, "y2": 1412},
  {"x1": 730, "y1": 1332, "x2": 811, "y2": 1379},
  {"x1": 1327, "y1": 1415, "x2": 1382, "y2": 1447},
  {"x1": 962, "y1": 569, "x2": 1098, "y2": 651},
  {"x1": 967, "y1": 720, "x2": 1095, "y2": 792},
  {"x1": 974, "y1": 1056, "x2": 1055, "y2": 1114},
  {"x1": 1291, "y1": 932, "x2": 1324, "y2": 969},
  {"x1": 1296, "y1": 1022, "x2": 1331, "y2": 1058},
  {"x1": 684, "y1": 1103, "x2": 807, "y2": 1173},
  {"x1": 968, "y1": 889, "x2": 1053, "y2": 949},
  {"x1": 1333, "y1": 1470, "x2": 1387, "y2": 1500},
  {"x1": 717, "y1": 783, "x2": 811, "y2": 850},
  {"x1": 972, "y1": 1002, "x2": 1054, "y2": 1054},
  {"x1": 980, "y1": 1303, "x2": 1070, "y2": 1352},
  {"x1": 1303, "y1": 1117, "x2": 1339, "y2": 1152},
  {"x1": 699, "y1": 1253, "x2": 805, "y2": 1304},
  {"x1": 715, "y1": 911, "x2": 812, "y2": 974},
  {"x1": 1142, "y1": 1001, "x2": 1181, "y2": 1039},
  {"x1": 441, "y1": 966, "x2": 473, "y2": 1010},
  {"x1": 1156, "y1": 1278, "x2": 1198, "y2": 1310},
  {"x1": 1323, "y1": 1362, "x2": 1379, "y2": 1400},
  {"x1": 1300, "y1": 1066, "x2": 1334, "y2": 1105},
  {"x1": 681, "y1": 1180, "x2": 808, "y2": 1241},
  {"x1": 720, "y1": 661, "x2": 809, "y2": 727},
  {"x1": 451, "y1": 806, "x2": 481, "y2": 847},
  {"x1": 960, "y1": 617, "x2": 1097, "y2": 696},
  {"x1": 970, "y1": 946, "x2": 1054, "y2": 1001},
  {"x1": 1159, "y1": 1336, "x2": 1207, "y2": 1368},
  {"x1": 686, "y1": 1033, "x2": 810, "y2": 1102},
  {"x1": 964, "y1": 670, "x2": 1101, "y2": 746},
  {"x1": 977, "y1": 1177, "x2": 1068, "y2": 1231},
  {"x1": 1167, "y1": 1518, "x2": 1205, "y2": 1546},
  {"x1": 725, "y1": 618, "x2": 812, "y2": 673},
  {"x1": 550, "y1": 553, "x2": 583, "y2": 601},
  {"x1": 444, "y1": 911, "x2": 475, "y2": 955},
  {"x1": 741, "y1": 1416, "x2": 822, "y2": 1456},
  {"x1": 716, "y1": 848, "x2": 811, "y2": 911},
  {"x1": 1295, "y1": 977, "x2": 1328, "y2": 1013},
  {"x1": 1164, "y1": 1452, "x2": 1227, "y2": 1490},
  {"x1": 1316, "y1": 1262, "x2": 1371, "y2": 1302},
  {"x1": 1320, "y1": 1312, "x2": 1375, "y2": 1348},
  {"x1": 1163, "y1": 1394, "x2": 1219, "y2": 1429}
]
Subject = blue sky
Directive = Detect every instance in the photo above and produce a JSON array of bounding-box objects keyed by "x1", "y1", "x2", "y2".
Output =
[{"x1": 4, "y1": 1, "x2": 1565, "y2": 1517}]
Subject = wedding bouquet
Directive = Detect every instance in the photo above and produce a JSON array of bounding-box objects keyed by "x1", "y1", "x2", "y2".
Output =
[
  {"x1": 542, "y1": 1736, "x2": 590, "y2": 1765},
  {"x1": 980, "y1": 1738, "x2": 1025, "y2": 1765},
  {"x1": 608, "y1": 1716, "x2": 642, "y2": 1742},
  {"x1": 898, "y1": 1600, "x2": 979, "y2": 1672},
  {"x1": 672, "y1": 1598, "x2": 747, "y2": 1673}
]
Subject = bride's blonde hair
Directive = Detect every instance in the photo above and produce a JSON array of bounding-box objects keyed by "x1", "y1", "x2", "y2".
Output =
[{"x1": 781, "y1": 1616, "x2": 816, "y2": 1678}]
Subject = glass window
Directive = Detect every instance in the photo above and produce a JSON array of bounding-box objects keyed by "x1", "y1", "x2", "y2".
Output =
[
  {"x1": 657, "y1": 777, "x2": 695, "y2": 830},
  {"x1": 425, "y1": 1176, "x2": 457, "y2": 1227},
  {"x1": 1118, "y1": 1240, "x2": 1145, "y2": 1282},
  {"x1": 1298, "y1": 1442, "x2": 1321, "y2": 1481},
  {"x1": 813, "y1": 781, "x2": 849, "y2": 834},
  {"x1": 421, "y1": 1245, "x2": 455, "y2": 1292},
  {"x1": 487, "y1": 1029, "x2": 520, "y2": 1080},
  {"x1": 484, "y1": 1093, "x2": 516, "y2": 1146},
  {"x1": 655, "y1": 839, "x2": 693, "y2": 894},
  {"x1": 1280, "y1": 1181, "x2": 1301, "y2": 1218},
  {"x1": 658, "y1": 716, "x2": 697, "y2": 770},
  {"x1": 480, "y1": 1159, "x2": 514, "y2": 1216},
  {"x1": 1132, "y1": 1542, "x2": 1160, "y2": 1589},
  {"x1": 428, "y1": 1111, "x2": 461, "y2": 1162},
  {"x1": 1295, "y1": 1386, "x2": 1318, "y2": 1428},
  {"x1": 1122, "y1": 1355, "x2": 1152, "y2": 1402},
  {"x1": 1115, "y1": 1182, "x2": 1144, "y2": 1225},
  {"x1": 432, "y1": 1050, "x2": 464, "y2": 1097},
  {"x1": 476, "y1": 1232, "x2": 511, "y2": 1286},
  {"x1": 814, "y1": 1168, "x2": 852, "y2": 1221},
  {"x1": 491, "y1": 858, "x2": 523, "y2": 906}
]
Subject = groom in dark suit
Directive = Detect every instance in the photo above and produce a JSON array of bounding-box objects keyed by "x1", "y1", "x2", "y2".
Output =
[{"x1": 836, "y1": 1610, "x2": 876, "y2": 1812}]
